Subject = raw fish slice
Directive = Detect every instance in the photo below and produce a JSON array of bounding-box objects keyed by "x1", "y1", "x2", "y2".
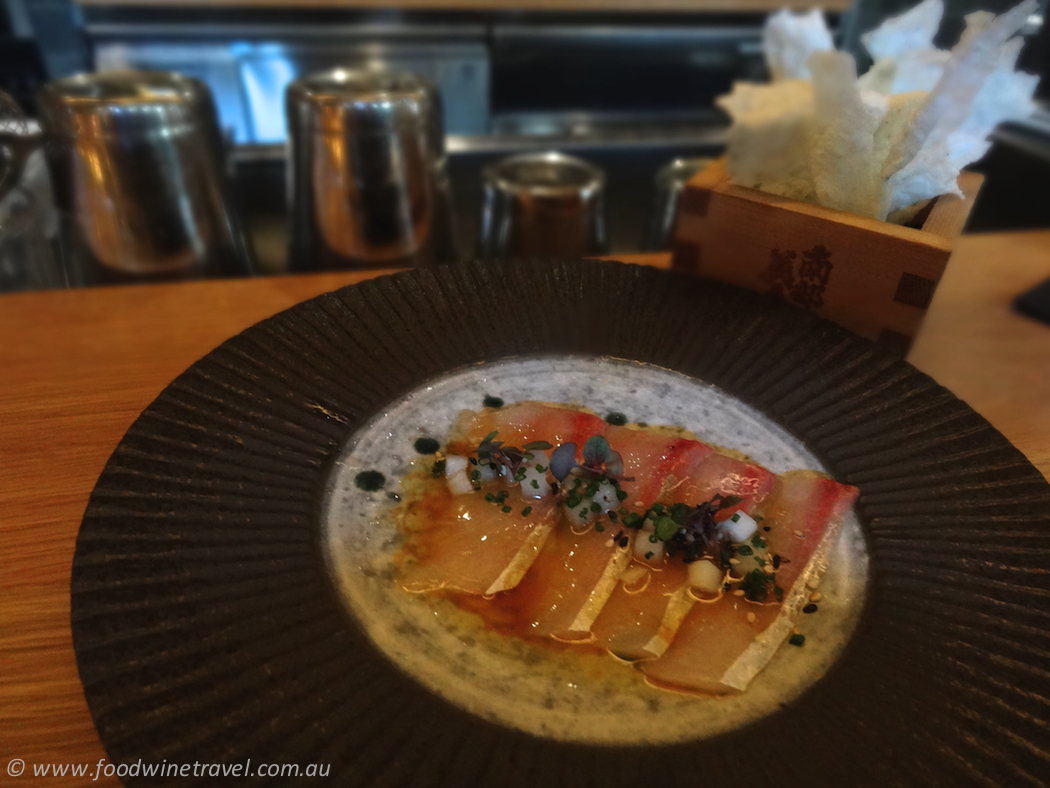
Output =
[
  {"x1": 400, "y1": 484, "x2": 560, "y2": 596},
  {"x1": 400, "y1": 403, "x2": 606, "y2": 598},
  {"x1": 590, "y1": 454, "x2": 776, "y2": 660},
  {"x1": 493, "y1": 524, "x2": 633, "y2": 641},
  {"x1": 493, "y1": 428, "x2": 703, "y2": 639},
  {"x1": 449, "y1": 402, "x2": 606, "y2": 455},
  {"x1": 672, "y1": 451, "x2": 777, "y2": 510},
  {"x1": 642, "y1": 472, "x2": 858, "y2": 694},
  {"x1": 601, "y1": 426, "x2": 715, "y2": 505}
]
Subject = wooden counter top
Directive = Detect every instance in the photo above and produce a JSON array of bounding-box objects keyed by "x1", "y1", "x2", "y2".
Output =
[{"x1": 2, "y1": 239, "x2": 1048, "y2": 784}]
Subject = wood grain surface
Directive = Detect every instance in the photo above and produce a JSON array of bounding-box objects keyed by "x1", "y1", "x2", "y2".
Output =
[
  {"x1": 2, "y1": 241, "x2": 1048, "y2": 785},
  {"x1": 672, "y1": 159, "x2": 984, "y2": 345}
]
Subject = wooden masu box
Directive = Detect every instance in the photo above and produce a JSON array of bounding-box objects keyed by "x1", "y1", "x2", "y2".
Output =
[{"x1": 671, "y1": 158, "x2": 984, "y2": 354}]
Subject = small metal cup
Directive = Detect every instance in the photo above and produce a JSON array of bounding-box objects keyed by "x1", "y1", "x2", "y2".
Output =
[
  {"x1": 642, "y1": 157, "x2": 713, "y2": 251},
  {"x1": 478, "y1": 152, "x2": 606, "y2": 260},
  {"x1": 286, "y1": 68, "x2": 457, "y2": 271},
  {"x1": 38, "y1": 70, "x2": 252, "y2": 285}
]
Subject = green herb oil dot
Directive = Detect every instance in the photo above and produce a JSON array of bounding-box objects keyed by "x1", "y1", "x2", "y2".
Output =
[
  {"x1": 414, "y1": 437, "x2": 440, "y2": 454},
  {"x1": 483, "y1": 395, "x2": 505, "y2": 408},
  {"x1": 354, "y1": 470, "x2": 386, "y2": 492},
  {"x1": 604, "y1": 411, "x2": 628, "y2": 426}
]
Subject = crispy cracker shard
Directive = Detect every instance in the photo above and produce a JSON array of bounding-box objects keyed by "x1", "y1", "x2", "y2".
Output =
[{"x1": 721, "y1": 0, "x2": 1038, "y2": 221}]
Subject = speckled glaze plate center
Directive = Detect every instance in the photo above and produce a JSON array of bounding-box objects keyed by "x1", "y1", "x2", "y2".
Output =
[
  {"x1": 72, "y1": 260, "x2": 1050, "y2": 787},
  {"x1": 324, "y1": 356, "x2": 868, "y2": 745}
]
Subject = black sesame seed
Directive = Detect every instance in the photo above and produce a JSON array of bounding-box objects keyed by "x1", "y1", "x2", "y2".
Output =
[
  {"x1": 803, "y1": 603, "x2": 818, "y2": 614},
  {"x1": 551, "y1": 482, "x2": 559, "y2": 494},
  {"x1": 763, "y1": 526, "x2": 771, "y2": 532},
  {"x1": 354, "y1": 470, "x2": 385, "y2": 491},
  {"x1": 483, "y1": 395, "x2": 504, "y2": 408},
  {"x1": 413, "y1": 437, "x2": 440, "y2": 455},
  {"x1": 772, "y1": 554, "x2": 782, "y2": 569},
  {"x1": 386, "y1": 492, "x2": 401, "y2": 501},
  {"x1": 604, "y1": 411, "x2": 628, "y2": 426}
]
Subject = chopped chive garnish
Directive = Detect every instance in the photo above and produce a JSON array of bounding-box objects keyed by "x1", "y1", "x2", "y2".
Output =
[
  {"x1": 789, "y1": 634, "x2": 806, "y2": 647},
  {"x1": 730, "y1": 512, "x2": 741, "y2": 523},
  {"x1": 590, "y1": 502, "x2": 602, "y2": 513},
  {"x1": 595, "y1": 524, "x2": 605, "y2": 532},
  {"x1": 649, "y1": 534, "x2": 658, "y2": 543},
  {"x1": 481, "y1": 430, "x2": 499, "y2": 444},
  {"x1": 523, "y1": 440, "x2": 553, "y2": 451},
  {"x1": 616, "y1": 488, "x2": 628, "y2": 501},
  {"x1": 521, "y1": 506, "x2": 533, "y2": 517},
  {"x1": 502, "y1": 505, "x2": 512, "y2": 513},
  {"x1": 579, "y1": 507, "x2": 590, "y2": 518},
  {"x1": 736, "y1": 545, "x2": 754, "y2": 556},
  {"x1": 644, "y1": 551, "x2": 654, "y2": 560},
  {"x1": 531, "y1": 479, "x2": 539, "y2": 489},
  {"x1": 483, "y1": 396, "x2": 504, "y2": 408}
]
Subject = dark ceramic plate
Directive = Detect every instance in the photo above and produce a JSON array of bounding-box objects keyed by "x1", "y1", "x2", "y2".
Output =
[{"x1": 72, "y1": 260, "x2": 1050, "y2": 787}]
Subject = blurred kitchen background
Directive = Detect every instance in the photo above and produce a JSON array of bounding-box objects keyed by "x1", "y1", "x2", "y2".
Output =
[{"x1": 0, "y1": 0, "x2": 1047, "y2": 285}]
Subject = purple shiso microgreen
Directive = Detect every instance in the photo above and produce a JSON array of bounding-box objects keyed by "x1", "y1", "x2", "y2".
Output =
[
  {"x1": 549, "y1": 442, "x2": 578, "y2": 481},
  {"x1": 582, "y1": 435, "x2": 610, "y2": 466},
  {"x1": 602, "y1": 451, "x2": 625, "y2": 478}
]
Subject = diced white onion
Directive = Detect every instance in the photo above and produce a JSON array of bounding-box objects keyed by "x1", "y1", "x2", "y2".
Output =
[
  {"x1": 688, "y1": 560, "x2": 724, "y2": 593},
  {"x1": 477, "y1": 461, "x2": 500, "y2": 483},
  {"x1": 721, "y1": 510, "x2": 758, "y2": 543},
  {"x1": 519, "y1": 451, "x2": 551, "y2": 499},
  {"x1": 593, "y1": 480, "x2": 619, "y2": 512},
  {"x1": 634, "y1": 525, "x2": 664, "y2": 562},
  {"x1": 445, "y1": 455, "x2": 474, "y2": 495},
  {"x1": 566, "y1": 502, "x2": 596, "y2": 526}
]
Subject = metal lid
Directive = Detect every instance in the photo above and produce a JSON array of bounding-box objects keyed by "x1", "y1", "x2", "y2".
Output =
[
  {"x1": 286, "y1": 68, "x2": 439, "y2": 138},
  {"x1": 485, "y1": 152, "x2": 605, "y2": 199},
  {"x1": 38, "y1": 71, "x2": 214, "y2": 140}
]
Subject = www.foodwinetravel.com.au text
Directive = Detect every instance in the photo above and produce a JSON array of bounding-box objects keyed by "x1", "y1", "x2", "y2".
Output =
[{"x1": 6, "y1": 757, "x2": 330, "y2": 780}]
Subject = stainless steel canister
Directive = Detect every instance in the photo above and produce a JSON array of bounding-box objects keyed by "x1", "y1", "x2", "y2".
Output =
[
  {"x1": 478, "y1": 152, "x2": 606, "y2": 259},
  {"x1": 38, "y1": 71, "x2": 252, "y2": 285},
  {"x1": 642, "y1": 157, "x2": 713, "y2": 251},
  {"x1": 286, "y1": 69, "x2": 457, "y2": 271}
]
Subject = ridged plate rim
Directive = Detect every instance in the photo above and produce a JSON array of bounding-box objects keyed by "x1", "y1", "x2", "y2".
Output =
[{"x1": 72, "y1": 259, "x2": 1050, "y2": 788}]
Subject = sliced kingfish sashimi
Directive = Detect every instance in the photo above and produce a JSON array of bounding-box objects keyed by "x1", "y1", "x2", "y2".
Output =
[
  {"x1": 590, "y1": 453, "x2": 777, "y2": 660},
  {"x1": 641, "y1": 472, "x2": 859, "y2": 694}
]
